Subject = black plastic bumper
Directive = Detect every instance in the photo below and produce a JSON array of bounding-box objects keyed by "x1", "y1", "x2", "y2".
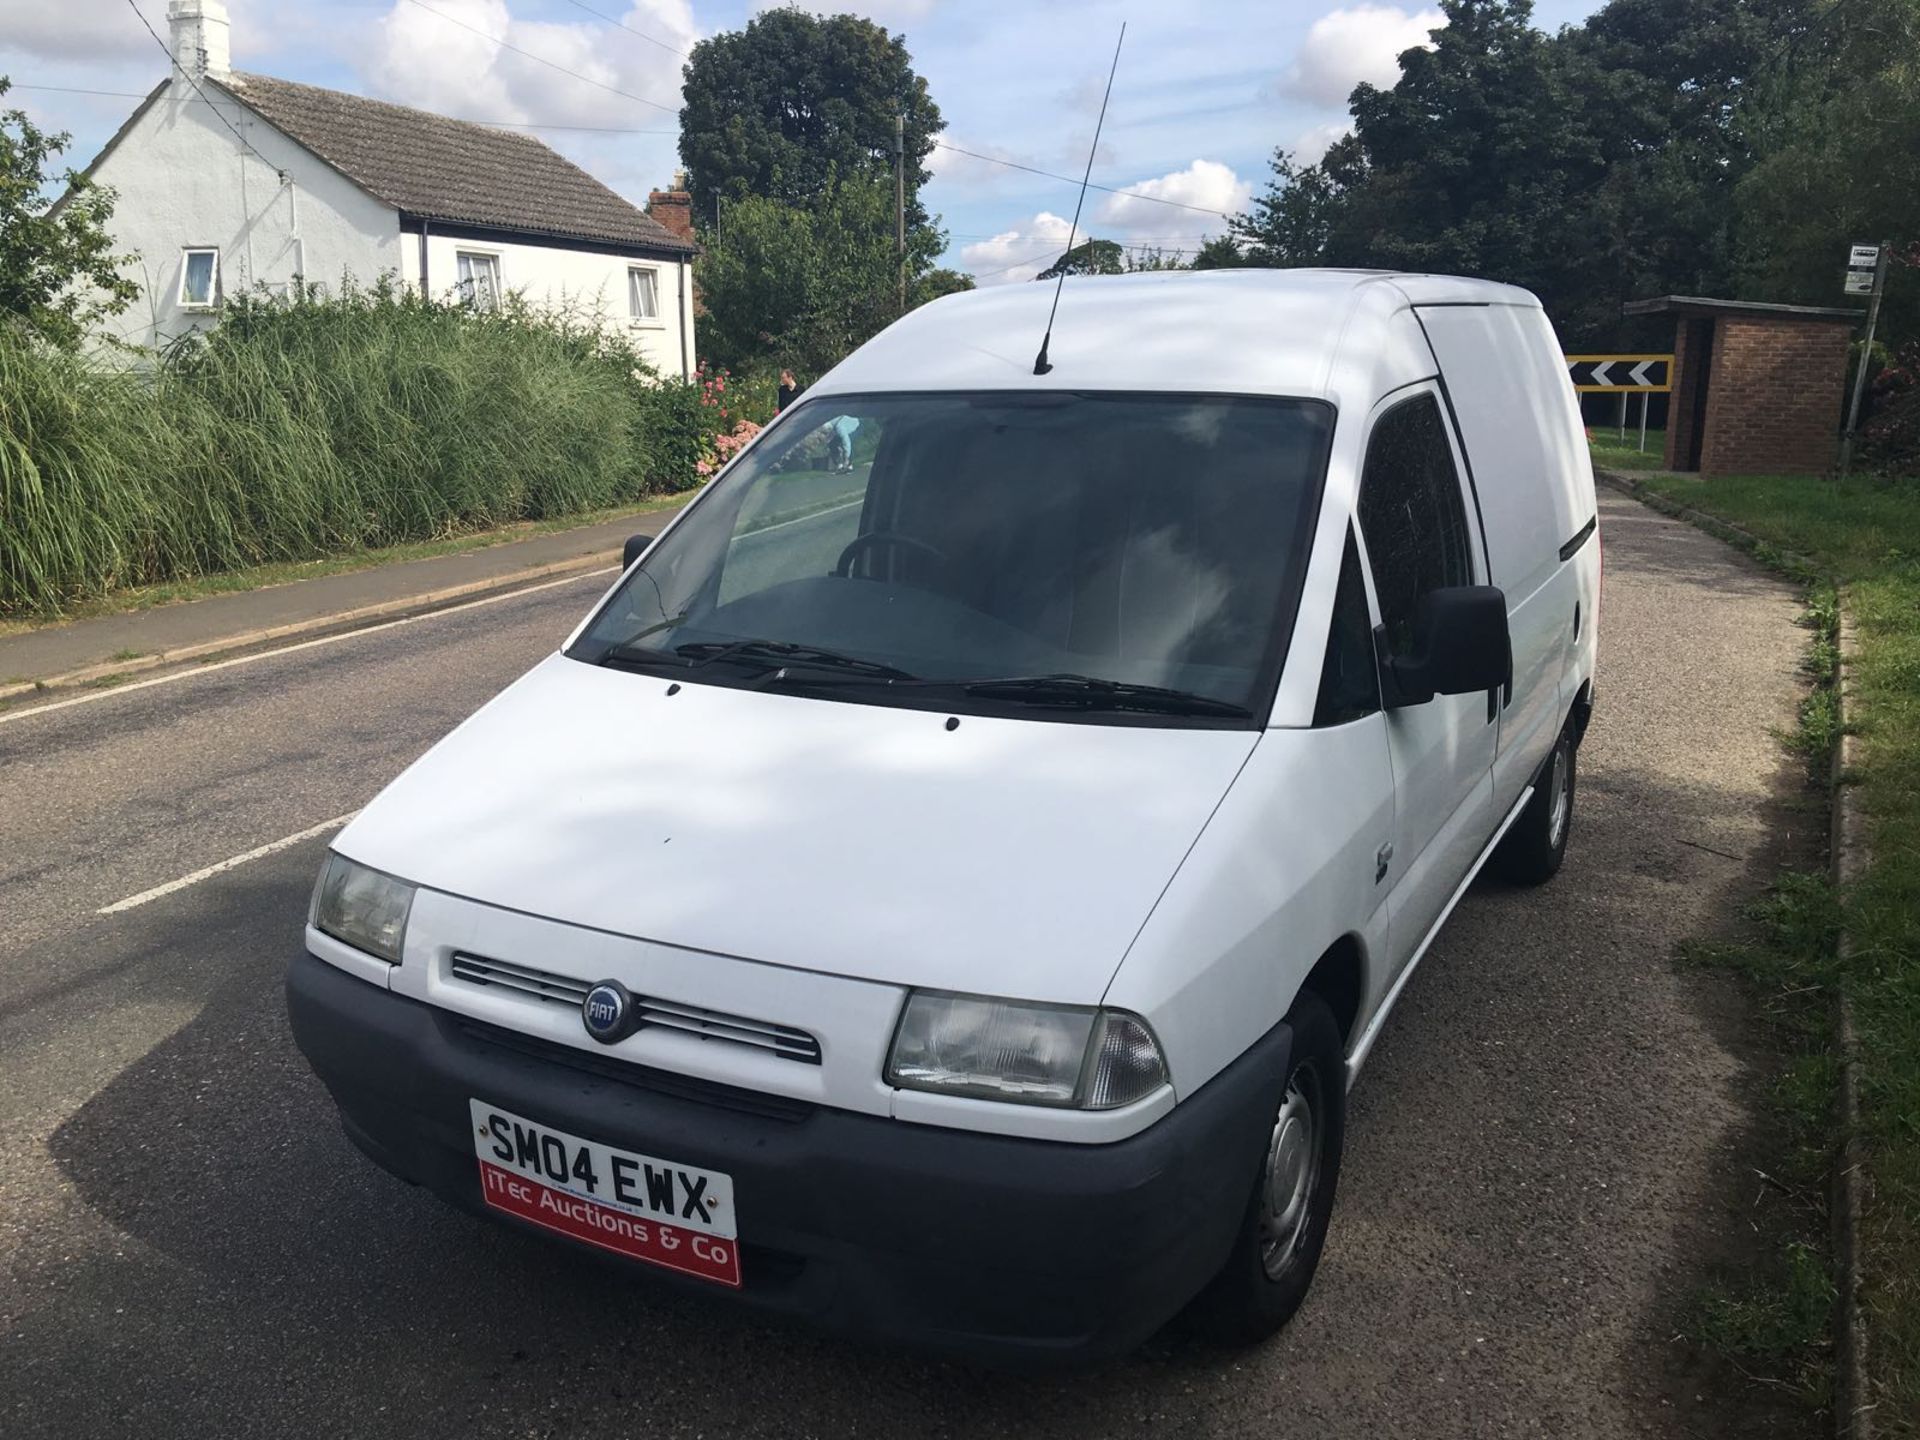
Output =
[{"x1": 286, "y1": 951, "x2": 1290, "y2": 1365}]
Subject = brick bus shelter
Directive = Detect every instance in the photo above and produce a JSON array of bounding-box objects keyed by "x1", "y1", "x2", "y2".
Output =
[{"x1": 1622, "y1": 295, "x2": 1863, "y2": 477}]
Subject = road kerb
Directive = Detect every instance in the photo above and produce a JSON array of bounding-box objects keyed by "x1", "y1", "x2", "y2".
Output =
[
  {"x1": 1833, "y1": 606, "x2": 1874, "y2": 1440},
  {"x1": 0, "y1": 548, "x2": 623, "y2": 705}
]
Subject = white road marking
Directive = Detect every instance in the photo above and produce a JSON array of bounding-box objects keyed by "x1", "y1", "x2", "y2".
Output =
[
  {"x1": 740, "y1": 496, "x2": 863, "y2": 539},
  {"x1": 0, "y1": 565, "x2": 619, "y2": 727},
  {"x1": 97, "y1": 812, "x2": 359, "y2": 915}
]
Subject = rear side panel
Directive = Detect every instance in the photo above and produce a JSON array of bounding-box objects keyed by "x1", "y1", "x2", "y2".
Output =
[{"x1": 1415, "y1": 303, "x2": 1598, "y2": 810}]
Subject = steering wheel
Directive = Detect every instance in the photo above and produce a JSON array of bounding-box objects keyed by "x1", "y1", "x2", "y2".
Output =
[{"x1": 833, "y1": 530, "x2": 952, "y2": 582}]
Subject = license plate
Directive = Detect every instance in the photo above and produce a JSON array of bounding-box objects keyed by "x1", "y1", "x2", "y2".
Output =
[{"x1": 468, "y1": 1099, "x2": 740, "y2": 1287}]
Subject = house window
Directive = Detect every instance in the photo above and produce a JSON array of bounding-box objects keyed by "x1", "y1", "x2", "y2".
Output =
[
  {"x1": 179, "y1": 248, "x2": 219, "y2": 309},
  {"x1": 628, "y1": 266, "x2": 660, "y2": 323},
  {"x1": 456, "y1": 251, "x2": 502, "y2": 311}
]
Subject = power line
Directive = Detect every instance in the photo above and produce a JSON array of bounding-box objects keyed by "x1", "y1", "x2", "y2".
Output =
[
  {"x1": 121, "y1": 0, "x2": 282, "y2": 172},
  {"x1": 8, "y1": 84, "x2": 159, "y2": 100},
  {"x1": 947, "y1": 230, "x2": 1211, "y2": 242},
  {"x1": 560, "y1": 0, "x2": 691, "y2": 58},
  {"x1": 968, "y1": 247, "x2": 1073, "y2": 279},
  {"x1": 5, "y1": 84, "x2": 680, "y2": 136},
  {"x1": 931, "y1": 140, "x2": 1235, "y2": 220},
  {"x1": 398, "y1": 0, "x2": 679, "y2": 116},
  {"x1": 466, "y1": 119, "x2": 678, "y2": 135}
]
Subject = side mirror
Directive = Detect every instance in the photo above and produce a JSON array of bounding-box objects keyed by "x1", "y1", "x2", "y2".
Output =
[
  {"x1": 1378, "y1": 585, "x2": 1510, "y2": 708},
  {"x1": 622, "y1": 533, "x2": 652, "y2": 570}
]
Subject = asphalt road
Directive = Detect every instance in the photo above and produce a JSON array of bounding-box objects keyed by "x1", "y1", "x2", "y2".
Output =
[{"x1": 0, "y1": 488, "x2": 1809, "y2": 1437}]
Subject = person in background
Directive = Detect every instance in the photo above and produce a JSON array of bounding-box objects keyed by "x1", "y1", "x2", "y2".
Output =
[
  {"x1": 777, "y1": 369, "x2": 799, "y2": 413},
  {"x1": 829, "y1": 413, "x2": 861, "y2": 473}
]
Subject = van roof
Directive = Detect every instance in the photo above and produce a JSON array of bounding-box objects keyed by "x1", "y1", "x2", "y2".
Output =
[{"x1": 809, "y1": 269, "x2": 1542, "y2": 402}]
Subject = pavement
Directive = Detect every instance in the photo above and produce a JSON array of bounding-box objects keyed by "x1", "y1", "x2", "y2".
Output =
[
  {"x1": 0, "y1": 499, "x2": 690, "y2": 693},
  {"x1": 0, "y1": 488, "x2": 1815, "y2": 1437}
]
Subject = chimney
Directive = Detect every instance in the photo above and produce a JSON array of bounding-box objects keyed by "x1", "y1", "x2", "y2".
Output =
[
  {"x1": 647, "y1": 173, "x2": 695, "y2": 243},
  {"x1": 167, "y1": 0, "x2": 232, "y2": 80}
]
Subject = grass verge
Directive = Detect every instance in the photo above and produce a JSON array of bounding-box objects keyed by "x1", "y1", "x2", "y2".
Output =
[
  {"x1": 1588, "y1": 424, "x2": 1667, "y2": 472},
  {"x1": 1629, "y1": 467, "x2": 1920, "y2": 1433},
  {"x1": 0, "y1": 495, "x2": 686, "y2": 639}
]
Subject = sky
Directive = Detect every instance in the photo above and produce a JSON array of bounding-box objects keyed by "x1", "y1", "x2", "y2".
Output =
[{"x1": 0, "y1": 0, "x2": 1609, "y2": 285}]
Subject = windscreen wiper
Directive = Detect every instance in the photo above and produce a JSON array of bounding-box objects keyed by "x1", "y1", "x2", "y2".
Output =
[
  {"x1": 956, "y1": 673, "x2": 1253, "y2": 719},
  {"x1": 675, "y1": 638, "x2": 919, "y2": 682},
  {"x1": 598, "y1": 640, "x2": 688, "y2": 673}
]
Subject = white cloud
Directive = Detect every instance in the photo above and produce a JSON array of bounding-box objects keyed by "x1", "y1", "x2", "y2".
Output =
[
  {"x1": 367, "y1": 0, "x2": 694, "y2": 129},
  {"x1": 0, "y1": 0, "x2": 329, "y2": 69},
  {"x1": 1272, "y1": 4, "x2": 1443, "y2": 109},
  {"x1": 1292, "y1": 120, "x2": 1352, "y2": 165},
  {"x1": 958, "y1": 211, "x2": 1073, "y2": 286},
  {"x1": 0, "y1": 0, "x2": 171, "y2": 63},
  {"x1": 927, "y1": 133, "x2": 1019, "y2": 186},
  {"x1": 1094, "y1": 159, "x2": 1250, "y2": 238}
]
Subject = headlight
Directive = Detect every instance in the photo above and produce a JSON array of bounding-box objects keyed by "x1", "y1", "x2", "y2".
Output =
[
  {"x1": 885, "y1": 990, "x2": 1169, "y2": 1109},
  {"x1": 311, "y1": 853, "x2": 415, "y2": 963}
]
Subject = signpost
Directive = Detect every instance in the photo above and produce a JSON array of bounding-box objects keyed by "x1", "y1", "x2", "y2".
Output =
[
  {"x1": 1839, "y1": 242, "x2": 1889, "y2": 478},
  {"x1": 1565, "y1": 353, "x2": 1673, "y2": 451}
]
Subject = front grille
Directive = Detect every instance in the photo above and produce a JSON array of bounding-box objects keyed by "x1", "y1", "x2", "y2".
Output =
[
  {"x1": 450, "y1": 1015, "x2": 816, "y2": 1124},
  {"x1": 451, "y1": 953, "x2": 590, "y2": 1006},
  {"x1": 450, "y1": 952, "x2": 823, "y2": 1065}
]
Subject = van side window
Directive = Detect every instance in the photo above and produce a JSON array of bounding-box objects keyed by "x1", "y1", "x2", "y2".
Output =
[
  {"x1": 1313, "y1": 530, "x2": 1380, "y2": 726},
  {"x1": 1356, "y1": 394, "x2": 1474, "y2": 657}
]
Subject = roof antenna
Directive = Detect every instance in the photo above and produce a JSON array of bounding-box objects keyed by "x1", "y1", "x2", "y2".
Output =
[{"x1": 1033, "y1": 22, "x2": 1126, "y2": 377}]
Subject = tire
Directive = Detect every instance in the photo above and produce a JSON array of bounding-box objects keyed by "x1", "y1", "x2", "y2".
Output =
[
  {"x1": 1199, "y1": 991, "x2": 1346, "y2": 1345},
  {"x1": 1491, "y1": 722, "x2": 1576, "y2": 885}
]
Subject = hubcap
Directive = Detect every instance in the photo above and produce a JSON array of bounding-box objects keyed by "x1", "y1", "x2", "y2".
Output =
[
  {"x1": 1258, "y1": 1071, "x2": 1321, "y2": 1281},
  {"x1": 1547, "y1": 741, "x2": 1571, "y2": 848}
]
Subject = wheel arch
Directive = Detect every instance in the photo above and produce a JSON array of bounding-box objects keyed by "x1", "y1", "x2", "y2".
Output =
[{"x1": 1299, "y1": 933, "x2": 1367, "y2": 1047}]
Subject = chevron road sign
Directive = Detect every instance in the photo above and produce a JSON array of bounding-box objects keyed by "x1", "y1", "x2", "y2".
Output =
[{"x1": 1565, "y1": 354, "x2": 1674, "y2": 392}]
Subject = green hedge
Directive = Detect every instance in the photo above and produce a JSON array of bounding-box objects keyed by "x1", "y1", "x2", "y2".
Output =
[{"x1": 0, "y1": 284, "x2": 715, "y2": 614}]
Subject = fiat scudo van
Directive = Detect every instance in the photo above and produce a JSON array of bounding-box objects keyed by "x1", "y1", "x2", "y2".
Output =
[{"x1": 288, "y1": 269, "x2": 1599, "y2": 1363}]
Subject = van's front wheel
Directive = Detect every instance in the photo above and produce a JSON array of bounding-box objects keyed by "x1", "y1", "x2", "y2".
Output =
[
  {"x1": 1492, "y1": 723, "x2": 1577, "y2": 885},
  {"x1": 1200, "y1": 992, "x2": 1345, "y2": 1344}
]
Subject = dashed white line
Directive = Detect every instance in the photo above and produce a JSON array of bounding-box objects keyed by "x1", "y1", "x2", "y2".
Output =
[
  {"x1": 97, "y1": 812, "x2": 360, "y2": 915},
  {"x1": 0, "y1": 565, "x2": 618, "y2": 727}
]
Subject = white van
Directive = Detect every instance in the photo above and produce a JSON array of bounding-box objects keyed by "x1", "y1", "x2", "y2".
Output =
[{"x1": 289, "y1": 270, "x2": 1599, "y2": 1363}]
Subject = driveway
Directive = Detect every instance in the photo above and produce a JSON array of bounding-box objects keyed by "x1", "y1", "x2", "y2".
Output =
[{"x1": 0, "y1": 488, "x2": 1807, "y2": 1437}]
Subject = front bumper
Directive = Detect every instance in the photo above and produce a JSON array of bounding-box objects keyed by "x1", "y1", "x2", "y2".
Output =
[{"x1": 286, "y1": 951, "x2": 1290, "y2": 1365}]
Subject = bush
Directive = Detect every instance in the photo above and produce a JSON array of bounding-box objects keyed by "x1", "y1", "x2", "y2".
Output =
[
  {"x1": 1860, "y1": 341, "x2": 1920, "y2": 474},
  {"x1": 0, "y1": 283, "x2": 712, "y2": 613}
]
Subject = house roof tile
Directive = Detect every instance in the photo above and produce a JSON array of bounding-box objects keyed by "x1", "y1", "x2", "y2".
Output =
[{"x1": 215, "y1": 71, "x2": 694, "y2": 256}]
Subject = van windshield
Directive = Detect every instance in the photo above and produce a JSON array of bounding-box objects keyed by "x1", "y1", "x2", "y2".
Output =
[{"x1": 568, "y1": 392, "x2": 1333, "y2": 725}]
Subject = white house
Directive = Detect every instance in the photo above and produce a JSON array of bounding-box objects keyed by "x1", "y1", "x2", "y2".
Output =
[{"x1": 79, "y1": 0, "x2": 698, "y2": 375}]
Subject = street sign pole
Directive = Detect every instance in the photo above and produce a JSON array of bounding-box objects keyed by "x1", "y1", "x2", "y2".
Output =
[
  {"x1": 1839, "y1": 241, "x2": 1890, "y2": 479},
  {"x1": 1639, "y1": 391, "x2": 1649, "y2": 452}
]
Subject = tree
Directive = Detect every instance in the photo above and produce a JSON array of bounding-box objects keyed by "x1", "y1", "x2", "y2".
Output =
[
  {"x1": 696, "y1": 172, "x2": 945, "y2": 376},
  {"x1": 1189, "y1": 235, "x2": 1249, "y2": 270},
  {"x1": 911, "y1": 267, "x2": 975, "y2": 306},
  {"x1": 1332, "y1": 0, "x2": 1616, "y2": 320},
  {"x1": 1731, "y1": 0, "x2": 1920, "y2": 344},
  {"x1": 1035, "y1": 238, "x2": 1125, "y2": 279},
  {"x1": 1229, "y1": 137, "x2": 1364, "y2": 268},
  {"x1": 680, "y1": 10, "x2": 943, "y2": 241},
  {"x1": 0, "y1": 78, "x2": 137, "y2": 347}
]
